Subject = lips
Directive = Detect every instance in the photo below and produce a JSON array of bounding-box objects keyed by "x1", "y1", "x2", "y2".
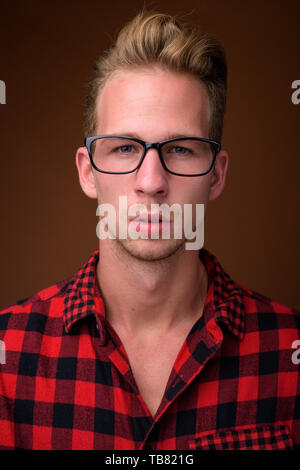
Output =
[{"x1": 132, "y1": 213, "x2": 170, "y2": 222}]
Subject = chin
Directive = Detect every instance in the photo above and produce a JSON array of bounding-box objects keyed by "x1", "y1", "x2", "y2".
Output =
[{"x1": 116, "y1": 237, "x2": 186, "y2": 261}]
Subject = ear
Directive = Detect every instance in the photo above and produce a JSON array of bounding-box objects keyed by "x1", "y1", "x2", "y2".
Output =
[
  {"x1": 208, "y1": 149, "x2": 229, "y2": 201},
  {"x1": 75, "y1": 146, "x2": 98, "y2": 199}
]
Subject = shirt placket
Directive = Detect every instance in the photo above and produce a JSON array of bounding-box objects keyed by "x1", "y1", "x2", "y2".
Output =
[
  {"x1": 95, "y1": 313, "x2": 154, "y2": 414},
  {"x1": 139, "y1": 315, "x2": 225, "y2": 449}
]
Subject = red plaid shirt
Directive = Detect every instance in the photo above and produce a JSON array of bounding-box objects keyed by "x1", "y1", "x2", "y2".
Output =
[{"x1": 0, "y1": 248, "x2": 299, "y2": 450}]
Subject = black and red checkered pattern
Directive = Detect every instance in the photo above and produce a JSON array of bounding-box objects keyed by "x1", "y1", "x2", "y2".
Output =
[
  {"x1": 189, "y1": 424, "x2": 293, "y2": 450},
  {"x1": 0, "y1": 248, "x2": 299, "y2": 450}
]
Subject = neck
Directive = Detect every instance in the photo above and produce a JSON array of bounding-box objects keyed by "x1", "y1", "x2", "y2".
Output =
[{"x1": 96, "y1": 239, "x2": 208, "y2": 338}]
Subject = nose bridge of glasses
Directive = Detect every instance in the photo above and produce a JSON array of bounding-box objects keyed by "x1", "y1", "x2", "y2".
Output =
[
  {"x1": 144, "y1": 141, "x2": 160, "y2": 152},
  {"x1": 136, "y1": 141, "x2": 165, "y2": 173},
  {"x1": 142, "y1": 141, "x2": 163, "y2": 161}
]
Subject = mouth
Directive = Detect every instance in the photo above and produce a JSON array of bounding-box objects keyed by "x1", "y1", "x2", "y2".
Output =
[
  {"x1": 128, "y1": 214, "x2": 173, "y2": 238},
  {"x1": 131, "y1": 213, "x2": 171, "y2": 223}
]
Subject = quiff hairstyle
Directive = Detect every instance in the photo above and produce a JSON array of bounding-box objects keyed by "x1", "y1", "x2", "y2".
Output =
[{"x1": 84, "y1": 10, "x2": 227, "y2": 143}]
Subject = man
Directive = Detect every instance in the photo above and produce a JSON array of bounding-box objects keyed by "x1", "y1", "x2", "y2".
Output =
[{"x1": 0, "y1": 11, "x2": 299, "y2": 450}]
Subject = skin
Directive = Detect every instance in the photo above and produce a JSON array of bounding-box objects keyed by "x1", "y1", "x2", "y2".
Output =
[{"x1": 75, "y1": 66, "x2": 228, "y2": 343}]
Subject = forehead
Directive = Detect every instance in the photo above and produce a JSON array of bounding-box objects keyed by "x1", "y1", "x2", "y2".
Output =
[{"x1": 95, "y1": 67, "x2": 211, "y2": 137}]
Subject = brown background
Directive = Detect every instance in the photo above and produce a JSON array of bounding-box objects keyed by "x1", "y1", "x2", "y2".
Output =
[{"x1": 0, "y1": 0, "x2": 299, "y2": 310}]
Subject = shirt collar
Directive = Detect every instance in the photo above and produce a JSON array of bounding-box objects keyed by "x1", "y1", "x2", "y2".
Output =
[
  {"x1": 63, "y1": 249, "x2": 104, "y2": 334},
  {"x1": 200, "y1": 249, "x2": 245, "y2": 340},
  {"x1": 63, "y1": 248, "x2": 245, "y2": 340}
]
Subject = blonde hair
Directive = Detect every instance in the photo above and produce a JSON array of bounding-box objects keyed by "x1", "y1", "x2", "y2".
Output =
[{"x1": 84, "y1": 10, "x2": 227, "y2": 142}]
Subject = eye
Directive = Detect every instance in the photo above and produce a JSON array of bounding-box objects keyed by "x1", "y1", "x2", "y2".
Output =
[
  {"x1": 168, "y1": 145, "x2": 191, "y2": 155},
  {"x1": 116, "y1": 145, "x2": 134, "y2": 153},
  {"x1": 174, "y1": 146, "x2": 189, "y2": 154}
]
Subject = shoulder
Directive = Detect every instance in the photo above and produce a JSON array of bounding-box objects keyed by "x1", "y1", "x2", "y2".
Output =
[
  {"x1": 0, "y1": 275, "x2": 75, "y2": 336},
  {"x1": 238, "y1": 281, "x2": 299, "y2": 315},
  {"x1": 236, "y1": 281, "x2": 300, "y2": 335}
]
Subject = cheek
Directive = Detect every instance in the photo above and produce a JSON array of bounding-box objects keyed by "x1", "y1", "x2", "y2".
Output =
[
  {"x1": 93, "y1": 176, "x2": 109, "y2": 205},
  {"x1": 95, "y1": 176, "x2": 130, "y2": 205},
  {"x1": 180, "y1": 180, "x2": 211, "y2": 205}
]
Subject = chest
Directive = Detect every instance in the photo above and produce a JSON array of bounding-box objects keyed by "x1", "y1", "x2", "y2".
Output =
[{"x1": 121, "y1": 335, "x2": 186, "y2": 417}]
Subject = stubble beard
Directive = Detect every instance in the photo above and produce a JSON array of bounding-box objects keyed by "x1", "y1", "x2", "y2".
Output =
[{"x1": 114, "y1": 235, "x2": 187, "y2": 262}]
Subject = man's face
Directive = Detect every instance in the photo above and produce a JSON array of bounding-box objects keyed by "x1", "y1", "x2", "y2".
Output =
[{"x1": 77, "y1": 66, "x2": 228, "y2": 261}]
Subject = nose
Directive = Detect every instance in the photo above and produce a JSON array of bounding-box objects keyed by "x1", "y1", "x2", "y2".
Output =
[{"x1": 134, "y1": 146, "x2": 169, "y2": 197}]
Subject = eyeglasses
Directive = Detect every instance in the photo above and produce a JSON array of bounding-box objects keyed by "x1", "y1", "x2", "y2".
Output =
[{"x1": 85, "y1": 135, "x2": 220, "y2": 177}]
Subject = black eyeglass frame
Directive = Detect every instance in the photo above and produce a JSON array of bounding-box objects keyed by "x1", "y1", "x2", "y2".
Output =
[{"x1": 84, "y1": 135, "x2": 221, "y2": 177}]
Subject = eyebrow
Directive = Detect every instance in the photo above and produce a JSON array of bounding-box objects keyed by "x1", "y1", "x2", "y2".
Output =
[{"x1": 114, "y1": 132, "x2": 201, "y2": 140}]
